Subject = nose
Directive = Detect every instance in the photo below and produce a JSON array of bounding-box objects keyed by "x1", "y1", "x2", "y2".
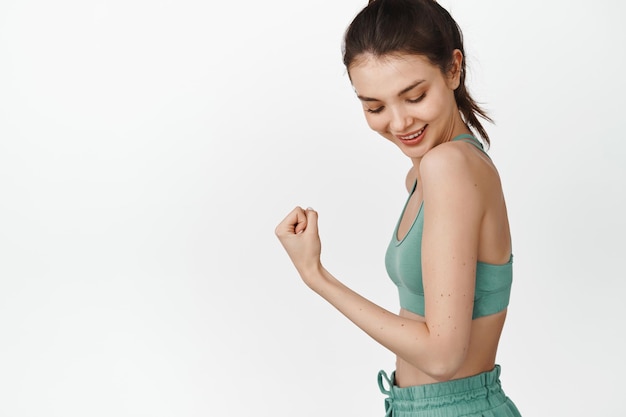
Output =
[{"x1": 389, "y1": 106, "x2": 413, "y2": 133}]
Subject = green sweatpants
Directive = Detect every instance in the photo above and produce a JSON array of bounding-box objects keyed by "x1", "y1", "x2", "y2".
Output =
[{"x1": 377, "y1": 365, "x2": 521, "y2": 417}]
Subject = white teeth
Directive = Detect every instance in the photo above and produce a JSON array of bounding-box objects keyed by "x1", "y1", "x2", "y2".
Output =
[{"x1": 401, "y1": 127, "x2": 425, "y2": 140}]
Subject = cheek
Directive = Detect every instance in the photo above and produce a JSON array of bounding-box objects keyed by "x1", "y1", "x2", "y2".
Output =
[
  {"x1": 432, "y1": 89, "x2": 457, "y2": 115},
  {"x1": 421, "y1": 106, "x2": 439, "y2": 122},
  {"x1": 419, "y1": 95, "x2": 449, "y2": 122}
]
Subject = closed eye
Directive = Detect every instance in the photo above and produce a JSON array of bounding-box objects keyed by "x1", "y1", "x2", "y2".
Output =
[
  {"x1": 407, "y1": 94, "x2": 426, "y2": 104},
  {"x1": 366, "y1": 106, "x2": 384, "y2": 114}
]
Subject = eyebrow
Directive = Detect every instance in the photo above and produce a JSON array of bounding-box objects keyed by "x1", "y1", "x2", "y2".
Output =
[{"x1": 357, "y1": 80, "x2": 426, "y2": 102}]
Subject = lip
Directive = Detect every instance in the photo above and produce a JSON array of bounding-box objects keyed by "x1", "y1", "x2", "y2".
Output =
[{"x1": 396, "y1": 125, "x2": 428, "y2": 146}]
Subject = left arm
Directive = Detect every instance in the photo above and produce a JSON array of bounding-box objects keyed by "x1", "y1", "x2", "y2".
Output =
[
  {"x1": 275, "y1": 148, "x2": 484, "y2": 380},
  {"x1": 275, "y1": 209, "x2": 448, "y2": 380}
]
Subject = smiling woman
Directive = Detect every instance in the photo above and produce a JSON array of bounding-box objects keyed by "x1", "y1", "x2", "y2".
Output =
[
  {"x1": 349, "y1": 53, "x2": 467, "y2": 159},
  {"x1": 275, "y1": 0, "x2": 521, "y2": 416}
]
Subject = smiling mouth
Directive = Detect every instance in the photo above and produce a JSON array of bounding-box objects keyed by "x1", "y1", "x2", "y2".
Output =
[{"x1": 398, "y1": 125, "x2": 427, "y2": 141}]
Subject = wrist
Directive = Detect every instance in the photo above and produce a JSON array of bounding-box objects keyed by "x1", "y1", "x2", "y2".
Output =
[{"x1": 298, "y1": 263, "x2": 328, "y2": 291}]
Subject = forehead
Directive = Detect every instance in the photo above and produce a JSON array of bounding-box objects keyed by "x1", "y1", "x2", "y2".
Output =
[{"x1": 349, "y1": 53, "x2": 441, "y2": 97}]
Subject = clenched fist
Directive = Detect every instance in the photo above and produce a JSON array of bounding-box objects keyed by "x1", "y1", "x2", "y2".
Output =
[{"x1": 275, "y1": 206, "x2": 323, "y2": 281}]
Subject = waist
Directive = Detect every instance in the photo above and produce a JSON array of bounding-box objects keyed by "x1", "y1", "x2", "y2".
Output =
[
  {"x1": 378, "y1": 366, "x2": 509, "y2": 416},
  {"x1": 394, "y1": 357, "x2": 497, "y2": 387}
]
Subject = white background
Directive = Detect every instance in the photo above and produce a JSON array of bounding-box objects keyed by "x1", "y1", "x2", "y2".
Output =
[{"x1": 1, "y1": 0, "x2": 625, "y2": 416}]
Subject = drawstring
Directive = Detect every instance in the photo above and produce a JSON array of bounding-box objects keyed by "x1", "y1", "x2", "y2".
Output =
[
  {"x1": 377, "y1": 370, "x2": 394, "y2": 416},
  {"x1": 377, "y1": 370, "x2": 392, "y2": 394}
]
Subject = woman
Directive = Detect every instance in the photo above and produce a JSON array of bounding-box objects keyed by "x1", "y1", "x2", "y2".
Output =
[{"x1": 275, "y1": 0, "x2": 522, "y2": 415}]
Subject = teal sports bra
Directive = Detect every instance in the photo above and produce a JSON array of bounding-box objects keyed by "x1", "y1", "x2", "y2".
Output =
[{"x1": 385, "y1": 134, "x2": 513, "y2": 319}]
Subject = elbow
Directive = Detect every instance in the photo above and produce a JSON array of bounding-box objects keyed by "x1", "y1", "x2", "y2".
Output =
[
  {"x1": 402, "y1": 350, "x2": 465, "y2": 382},
  {"x1": 422, "y1": 349, "x2": 467, "y2": 382},
  {"x1": 399, "y1": 325, "x2": 471, "y2": 381},
  {"x1": 425, "y1": 363, "x2": 460, "y2": 382},
  {"x1": 416, "y1": 327, "x2": 471, "y2": 381}
]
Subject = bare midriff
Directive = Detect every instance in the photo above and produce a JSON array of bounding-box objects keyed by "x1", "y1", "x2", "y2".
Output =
[{"x1": 394, "y1": 308, "x2": 507, "y2": 387}]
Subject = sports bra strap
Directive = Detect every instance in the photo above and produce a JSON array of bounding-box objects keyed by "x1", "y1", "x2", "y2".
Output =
[{"x1": 451, "y1": 133, "x2": 489, "y2": 157}]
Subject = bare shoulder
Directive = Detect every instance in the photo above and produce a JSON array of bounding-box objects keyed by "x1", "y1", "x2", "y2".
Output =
[
  {"x1": 420, "y1": 141, "x2": 476, "y2": 185},
  {"x1": 420, "y1": 139, "x2": 501, "y2": 214}
]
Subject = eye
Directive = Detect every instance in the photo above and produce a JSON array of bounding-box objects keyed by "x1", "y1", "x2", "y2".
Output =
[
  {"x1": 407, "y1": 94, "x2": 426, "y2": 104},
  {"x1": 366, "y1": 106, "x2": 384, "y2": 114}
]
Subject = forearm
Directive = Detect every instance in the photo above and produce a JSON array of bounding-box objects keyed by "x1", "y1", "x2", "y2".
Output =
[{"x1": 303, "y1": 265, "x2": 466, "y2": 380}]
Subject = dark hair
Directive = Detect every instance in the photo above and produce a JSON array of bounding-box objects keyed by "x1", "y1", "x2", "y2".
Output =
[{"x1": 343, "y1": 0, "x2": 492, "y2": 144}]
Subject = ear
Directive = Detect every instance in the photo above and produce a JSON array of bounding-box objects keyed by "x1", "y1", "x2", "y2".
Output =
[{"x1": 446, "y1": 49, "x2": 463, "y2": 90}]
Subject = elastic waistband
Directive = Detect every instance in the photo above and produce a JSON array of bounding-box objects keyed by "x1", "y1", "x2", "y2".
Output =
[{"x1": 378, "y1": 366, "x2": 507, "y2": 417}]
